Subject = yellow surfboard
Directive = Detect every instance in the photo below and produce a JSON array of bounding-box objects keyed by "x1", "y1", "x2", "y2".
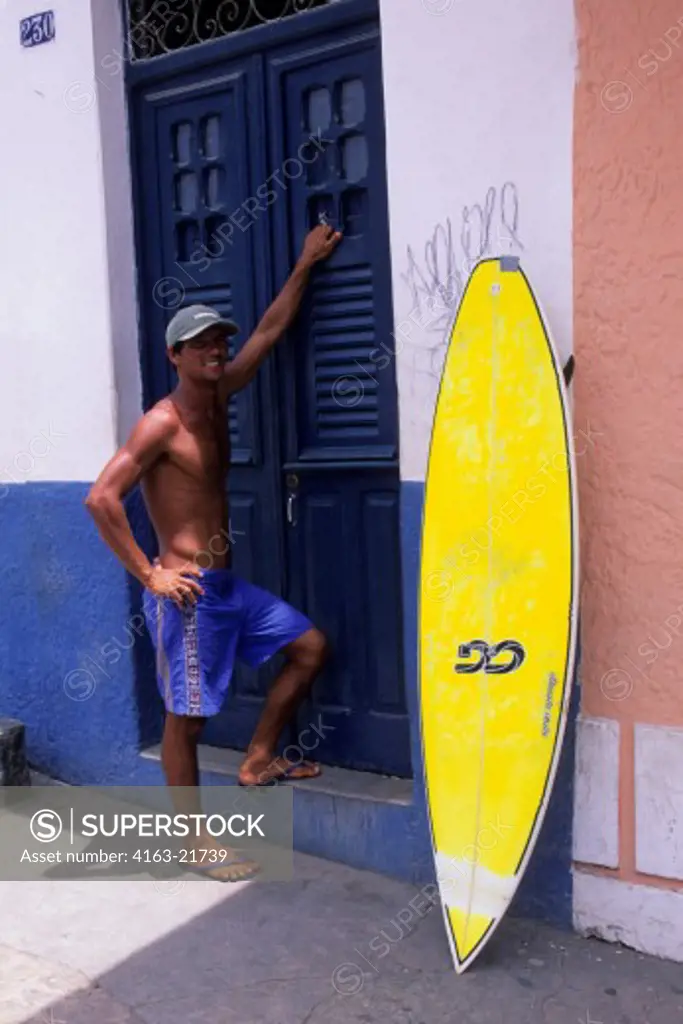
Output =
[{"x1": 419, "y1": 256, "x2": 578, "y2": 973}]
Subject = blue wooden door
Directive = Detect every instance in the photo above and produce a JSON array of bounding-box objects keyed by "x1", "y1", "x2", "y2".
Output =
[
  {"x1": 266, "y1": 27, "x2": 409, "y2": 774},
  {"x1": 129, "y1": 3, "x2": 409, "y2": 775},
  {"x1": 132, "y1": 57, "x2": 287, "y2": 750}
]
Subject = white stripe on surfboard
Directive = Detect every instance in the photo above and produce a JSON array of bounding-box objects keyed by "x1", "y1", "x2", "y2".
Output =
[{"x1": 435, "y1": 850, "x2": 517, "y2": 921}]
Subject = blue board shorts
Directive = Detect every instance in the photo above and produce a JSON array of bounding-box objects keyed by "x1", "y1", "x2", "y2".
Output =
[{"x1": 142, "y1": 569, "x2": 313, "y2": 717}]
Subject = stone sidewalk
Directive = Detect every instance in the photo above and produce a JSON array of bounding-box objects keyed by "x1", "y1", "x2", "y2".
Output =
[{"x1": 1, "y1": 851, "x2": 682, "y2": 1024}]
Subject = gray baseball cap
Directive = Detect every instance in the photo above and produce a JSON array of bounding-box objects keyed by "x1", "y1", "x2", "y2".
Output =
[{"x1": 165, "y1": 304, "x2": 239, "y2": 349}]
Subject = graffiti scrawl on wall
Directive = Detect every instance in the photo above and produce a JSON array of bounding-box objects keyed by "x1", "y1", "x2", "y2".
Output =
[
  {"x1": 400, "y1": 182, "x2": 524, "y2": 391},
  {"x1": 402, "y1": 181, "x2": 523, "y2": 333}
]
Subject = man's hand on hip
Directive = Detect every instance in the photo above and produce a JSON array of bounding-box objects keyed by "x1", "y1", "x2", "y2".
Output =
[{"x1": 146, "y1": 565, "x2": 205, "y2": 607}]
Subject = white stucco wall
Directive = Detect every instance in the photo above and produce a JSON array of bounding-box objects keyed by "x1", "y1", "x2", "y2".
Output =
[
  {"x1": 378, "y1": 0, "x2": 577, "y2": 482},
  {"x1": 0, "y1": 0, "x2": 139, "y2": 483}
]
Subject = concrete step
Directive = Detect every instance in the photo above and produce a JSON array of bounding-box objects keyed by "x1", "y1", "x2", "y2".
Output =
[
  {"x1": 140, "y1": 743, "x2": 432, "y2": 884},
  {"x1": 0, "y1": 718, "x2": 30, "y2": 786}
]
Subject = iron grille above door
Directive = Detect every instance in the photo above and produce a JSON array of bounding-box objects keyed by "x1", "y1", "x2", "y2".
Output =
[{"x1": 126, "y1": 0, "x2": 334, "y2": 60}]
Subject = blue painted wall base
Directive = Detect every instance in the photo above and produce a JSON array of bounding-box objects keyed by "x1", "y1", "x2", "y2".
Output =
[{"x1": 0, "y1": 483, "x2": 148, "y2": 783}]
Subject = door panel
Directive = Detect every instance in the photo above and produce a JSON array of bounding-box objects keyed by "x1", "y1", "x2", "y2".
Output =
[
  {"x1": 286, "y1": 470, "x2": 408, "y2": 773},
  {"x1": 133, "y1": 62, "x2": 284, "y2": 749},
  {"x1": 267, "y1": 28, "x2": 410, "y2": 774},
  {"x1": 362, "y1": 489, "x2": 405, "y2": 712},
  {"x1": 270, "y1": 33, "x2": 398, "y2": 463}
]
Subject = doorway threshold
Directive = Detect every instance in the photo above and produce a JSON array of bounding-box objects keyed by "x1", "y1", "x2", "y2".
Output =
[{"x1": 141, "y1": 743, "x2": 413, "y2": 806}]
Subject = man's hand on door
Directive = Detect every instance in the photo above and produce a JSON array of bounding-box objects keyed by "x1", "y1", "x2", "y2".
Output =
[{"x1": 299, "y1": 223, "x2": 342, "y2": 267}]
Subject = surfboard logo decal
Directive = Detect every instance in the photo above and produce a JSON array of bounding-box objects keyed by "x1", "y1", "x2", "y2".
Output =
[{"x1": 454, "y1": 640, "x2": 526, "y2": 675}]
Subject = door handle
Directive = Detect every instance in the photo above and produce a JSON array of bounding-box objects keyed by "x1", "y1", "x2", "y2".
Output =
[
  {"x1": 286, "y1": 492, "x2": 297, "y2": 526},
  {"x1": 285, "y1": 473, "x2": 299, "y2": 526}
]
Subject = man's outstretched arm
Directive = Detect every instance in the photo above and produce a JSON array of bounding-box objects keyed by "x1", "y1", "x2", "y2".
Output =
[
  {"x1": 221, "y1": 223, "x2": 341, "y2": 398},
  {"x1": 85, "y1": 407, "x2": 203, "y2": 603}
]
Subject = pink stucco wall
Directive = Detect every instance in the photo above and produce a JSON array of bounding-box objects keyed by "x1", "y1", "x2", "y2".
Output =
[{"x1": 576, "y1": 0, "x2": 683, "y2": 881}]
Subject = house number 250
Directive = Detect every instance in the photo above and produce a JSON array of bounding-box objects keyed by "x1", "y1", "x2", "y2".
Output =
[
  {"x1": 454, "y1": 640, "x2": 526, "y2": 675},
  {"x1": 20, "y1": 11, "x2": 56, "y2": 49}
]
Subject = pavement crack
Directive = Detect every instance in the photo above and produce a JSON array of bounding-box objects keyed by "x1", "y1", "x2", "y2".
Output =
[
  {"x1": 298, "y1": 993, "x2": 336, "y2": 1024},
  {"x1": 129, "y1": 974, "x2": 331, "y2": 1010},
  {"x1": 225, "y1": 974, "x2": 332, "y2": 990}
]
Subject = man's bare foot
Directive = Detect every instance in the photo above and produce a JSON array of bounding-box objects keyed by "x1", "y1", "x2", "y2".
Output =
[
  {"x1": 238, "y1": 752, "x2": 322, "y2": 787},
  {"x1": 184, "y1": 832, "x2": 260, "y2": 882},
  {"x1": 186, "y1": 856, "x2": 260, "y2": 883}
]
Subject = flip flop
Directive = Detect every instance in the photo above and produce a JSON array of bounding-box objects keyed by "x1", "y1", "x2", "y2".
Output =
[
  {"x1": 185, "y1": 857, "x2": 260, "y2": 883},
  {"x1": 237, "y1": 760, "x2": 321, "y2": 787}
]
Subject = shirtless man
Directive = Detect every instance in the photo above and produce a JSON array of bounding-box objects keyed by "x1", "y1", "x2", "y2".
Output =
[{"x1": 86, "y1": 223, "x2": 342, "y2": 880}]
